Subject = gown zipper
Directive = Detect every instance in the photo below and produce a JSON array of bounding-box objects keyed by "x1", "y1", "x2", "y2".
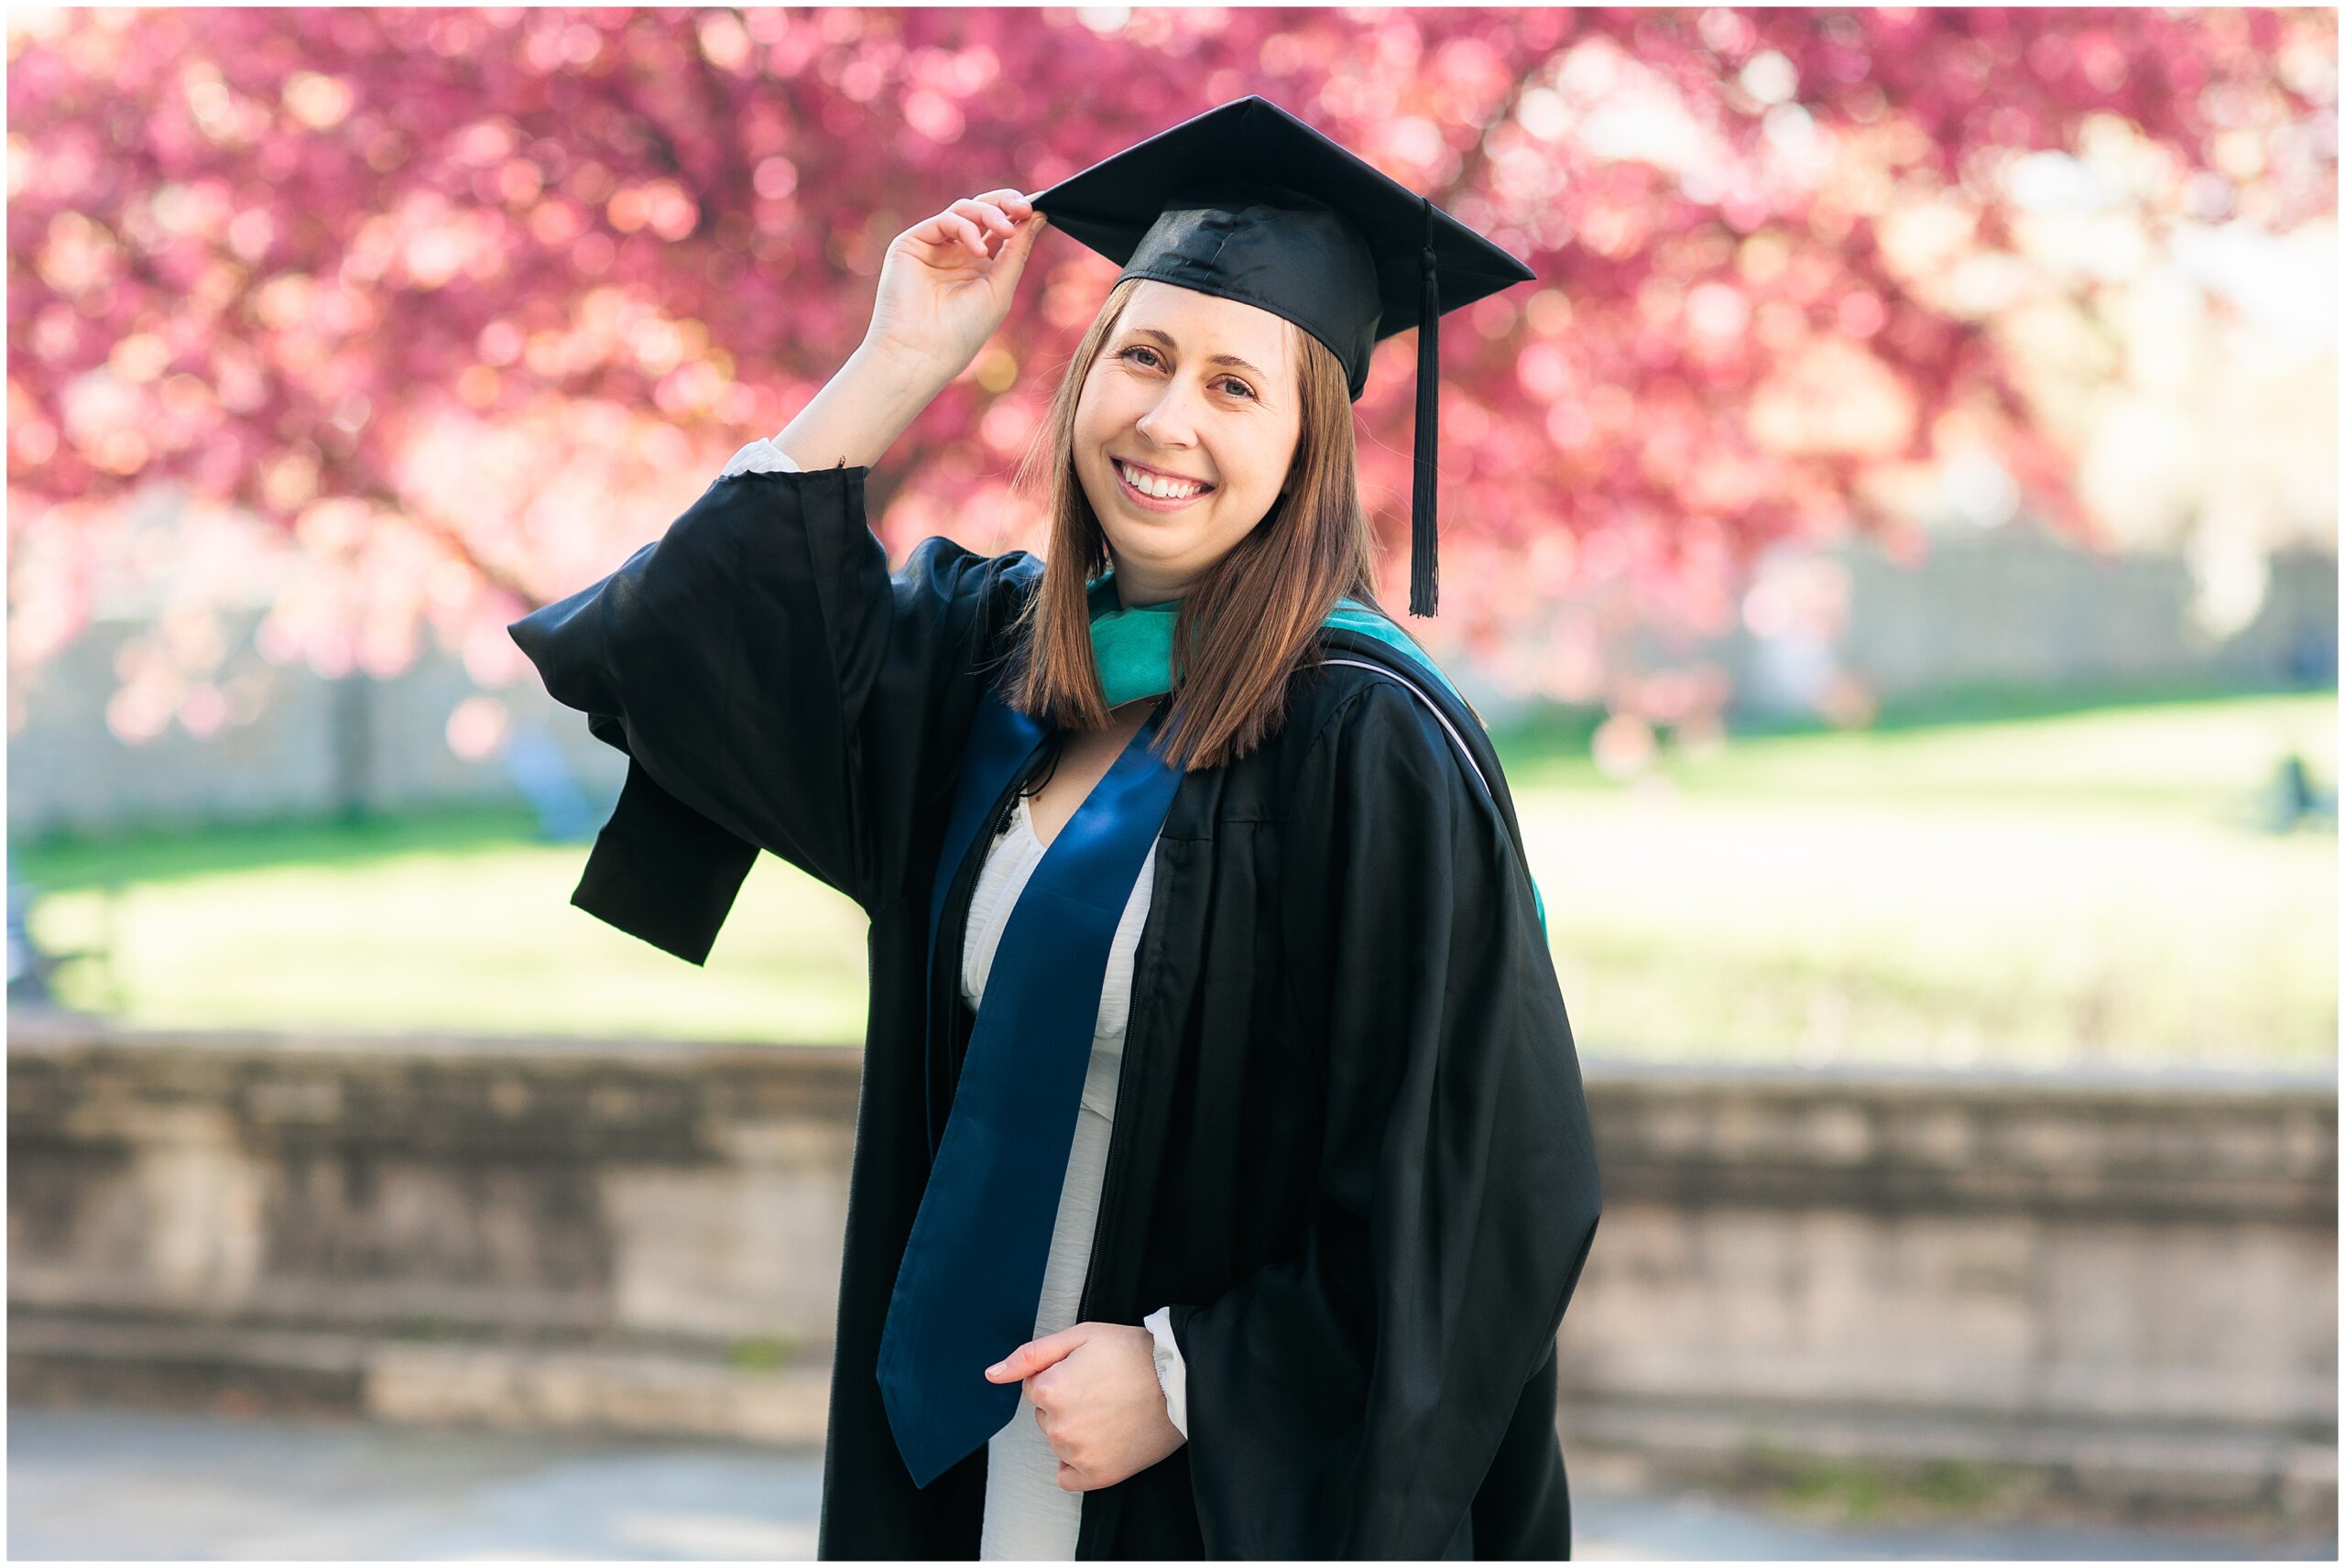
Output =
[{"x1": 1074, "y1": 840, "x2": 1168, "y2": 1329}]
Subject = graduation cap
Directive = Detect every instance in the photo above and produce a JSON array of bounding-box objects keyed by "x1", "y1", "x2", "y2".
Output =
[{"x1": 1030, "y1": 95, "x2": 1538, "y2": 617}]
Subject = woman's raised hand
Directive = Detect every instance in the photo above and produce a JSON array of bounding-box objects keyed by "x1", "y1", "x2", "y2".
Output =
[{"x1": 865, "y1": 189, "x2": 1049, "y2": 385}]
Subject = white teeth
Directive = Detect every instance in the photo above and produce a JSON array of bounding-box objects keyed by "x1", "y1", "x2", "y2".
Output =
[{"x1": 1118, "y1": 460, "x2": 1206, "y2": 500}]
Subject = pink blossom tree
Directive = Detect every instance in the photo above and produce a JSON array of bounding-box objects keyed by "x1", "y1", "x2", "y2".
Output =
[{"x1": 7, "y1": 6, "x2": 2333, "y2": 749}]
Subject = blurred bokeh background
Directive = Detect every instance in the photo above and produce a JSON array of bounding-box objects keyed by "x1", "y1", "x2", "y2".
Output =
[{"x1": 7, "y1": 6, "x2": 2336, "y2": 1560}]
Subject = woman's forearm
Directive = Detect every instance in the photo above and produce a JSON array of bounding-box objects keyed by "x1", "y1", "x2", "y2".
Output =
[{"x1": 770, "y1": 338, "x2": 954, "y2": 472}]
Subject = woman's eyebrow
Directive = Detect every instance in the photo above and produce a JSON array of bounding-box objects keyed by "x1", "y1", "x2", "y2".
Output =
[{"x1": 1125, "y1": 326, "x2": 1268, "y2": 381}]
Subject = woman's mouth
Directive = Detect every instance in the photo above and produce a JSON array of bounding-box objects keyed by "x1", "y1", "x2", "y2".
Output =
[{"x1": 1114, "y1": 458, "x2": 1215, "y2": 512}]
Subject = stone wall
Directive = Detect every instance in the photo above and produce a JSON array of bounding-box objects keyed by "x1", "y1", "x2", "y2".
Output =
[
  {"x1": 1570, "y1": 1061, "x2": 2337, "y2": 1516},
  {"x1": 7, "y1": 1013, "x2": 2334, "y2": 1522}
]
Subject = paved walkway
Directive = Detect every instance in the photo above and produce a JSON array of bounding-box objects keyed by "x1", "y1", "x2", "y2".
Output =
[{"x1": 8, "y1": 1406, "x2": 2331, "y2": 1560}]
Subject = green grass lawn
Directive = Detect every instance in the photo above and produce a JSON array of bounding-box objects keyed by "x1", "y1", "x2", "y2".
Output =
[{"x1": 16, "y1": 690, "x2": 2336, "y2": 1070}]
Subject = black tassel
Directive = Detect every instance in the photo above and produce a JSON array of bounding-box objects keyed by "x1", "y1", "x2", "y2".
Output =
[{"x1": 1410, "y1": 196, "x2": 1440, "y2": 618}]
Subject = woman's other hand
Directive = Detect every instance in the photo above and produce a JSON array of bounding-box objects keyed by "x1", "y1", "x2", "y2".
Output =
[
  {"x1": 985, "y1": 1321, "x2": 1185, "y2": 1491},
  {"x1": 866, "y1": 188, "x2": 1049, "y2": 387}
]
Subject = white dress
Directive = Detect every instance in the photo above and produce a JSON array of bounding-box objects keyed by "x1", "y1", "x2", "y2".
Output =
[
  {"x1": 722, "y1": 435, "x2": 1190, "y2": 1557},
  {"x1": 965, "y1": 792, "x2": 1185, "y2": 1560}
]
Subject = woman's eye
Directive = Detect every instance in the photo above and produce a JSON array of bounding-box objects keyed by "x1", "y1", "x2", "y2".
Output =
[{"x1": 1119, "y1": 346, "x2": 1253, "y2": 400}]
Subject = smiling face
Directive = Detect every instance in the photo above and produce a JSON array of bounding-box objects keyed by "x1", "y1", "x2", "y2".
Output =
[{"x1": 1072, "y1": 280, "x2": 1305, "y2": 607}]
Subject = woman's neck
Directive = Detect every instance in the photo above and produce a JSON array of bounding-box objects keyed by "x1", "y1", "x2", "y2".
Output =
[{"x1": 1106, "y1": 556, "x2": 1185, "y2": 610}]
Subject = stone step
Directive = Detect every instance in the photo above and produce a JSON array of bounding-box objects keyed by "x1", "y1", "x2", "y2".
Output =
[{"x1": 7, "y1": 1315, "x2": 831, "y2": 1447}]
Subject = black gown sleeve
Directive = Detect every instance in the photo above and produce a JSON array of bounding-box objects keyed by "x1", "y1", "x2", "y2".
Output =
[
  {"x1": 1167, "y1": 680, "x2": 1604, "y2": 1557},
  {"x1": 507, "y1": 463, "x2": 1033, "y2": 960}
]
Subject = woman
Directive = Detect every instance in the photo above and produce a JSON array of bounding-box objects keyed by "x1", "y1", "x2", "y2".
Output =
[{"x1": 512, "y1": 98, "x2": 1601, "y2": 1561}]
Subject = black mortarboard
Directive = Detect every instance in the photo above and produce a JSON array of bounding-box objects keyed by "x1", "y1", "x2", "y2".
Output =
[{"x1": 1031, "y1": 95, "x2": 1537, "y2": 617}]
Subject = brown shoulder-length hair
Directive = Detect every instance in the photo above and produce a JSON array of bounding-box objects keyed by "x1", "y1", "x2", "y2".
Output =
[{"x1": 998, "y1": 278, "x2": 1391, "y2": 772}]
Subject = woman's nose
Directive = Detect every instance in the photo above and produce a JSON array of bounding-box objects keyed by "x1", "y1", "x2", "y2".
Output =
[{"x1": 1135, "y1": 387, "x2": 1205, "y2": 447}]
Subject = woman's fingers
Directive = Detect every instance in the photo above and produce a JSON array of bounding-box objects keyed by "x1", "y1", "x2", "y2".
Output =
[
  {"x1": 895, "y1": 188, "x2": 1043, "y2": 289},
  {"x1": 914, "y1": 210, "x2": 987, "y2": 258},
  {"x1": 963, "y1": 191, "x2": 1034, "y2": 227},
  {"x1": 951, "y1": 196, "x2": 1015, "y2": 234},
  {"x1": 971, "y1": 187, "x2": 1033, "y2": 216},
  {"x1": 945, "y1": 212, "x2": 987, "y2": 256},
  {"x1": 922, "y1": 193, "x2": 1042, "y2": 263}
]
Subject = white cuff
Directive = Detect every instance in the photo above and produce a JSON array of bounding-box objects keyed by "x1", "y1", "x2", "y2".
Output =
[
  {"x1": 720, "y1": 436, "x2": 803, "y2": 479},
  {"x1": 1142, "y1": 1304, "x2": 1188, "y2": 1441}
]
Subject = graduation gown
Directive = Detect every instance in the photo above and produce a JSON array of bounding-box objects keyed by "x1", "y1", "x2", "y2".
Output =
[{"x1": 508, "y1": 463, "x2": 1605, "y2": 1560}]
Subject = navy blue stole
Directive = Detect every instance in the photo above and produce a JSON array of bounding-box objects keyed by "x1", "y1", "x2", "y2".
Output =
[{"x1": 877, "y1": 684, "x2": 1184, "y2": 1488}]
